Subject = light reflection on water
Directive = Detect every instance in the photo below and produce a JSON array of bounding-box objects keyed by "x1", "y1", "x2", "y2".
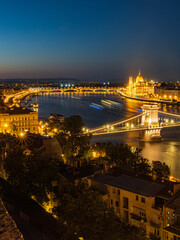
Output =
[{"x1": 33, "y1": 92, "x2": 180, "y2": 178}]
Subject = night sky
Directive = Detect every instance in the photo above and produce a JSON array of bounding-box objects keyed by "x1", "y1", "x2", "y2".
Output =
[{"x1": 0, "y1": 0, "x2": 179, "y2": 81}]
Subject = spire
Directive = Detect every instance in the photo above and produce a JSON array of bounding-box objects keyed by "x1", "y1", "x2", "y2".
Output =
[{"x1": 139, "y1": 69, "x2": 141, "y2": 76}]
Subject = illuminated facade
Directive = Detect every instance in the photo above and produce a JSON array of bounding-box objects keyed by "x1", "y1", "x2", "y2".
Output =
[
  {"x1": 154, "y1": 87, "x2": 180, "y2": 101},
  {"x1": 93, "y1": 174, "x2": 180, "y2": 240},
  {"x1": 127, "y1": 70, "x2": 154, "y2": 97},
  {"x1": 0, "y1": 107, "x2": 38, "y2": 134}
]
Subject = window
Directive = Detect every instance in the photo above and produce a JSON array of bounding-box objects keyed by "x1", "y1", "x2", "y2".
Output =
[
  {"x1": 123, "y1": 197, "x2": 129, "y2": 209},
  {"x1": 111, "y1": 199, "x2": 113, "y2": 205},
  {"x1": 123, "y1": 210, "x2": 129, "y2": 222},
  {"x1": 118, "y1": 190, "x2": 120, "y2": 195},
  {"x1": 112, "y1": 188, "x2": 116, "y2": 194},
  {"x1": 116, "y1": 201, "x2": 119, "y2": 207},
  {"x1": 141, "y1": 197, "x2": 145, "y2": 203},
  {"x1": 140, "y1": 212, "x2": 146, "y2": 217},
  {"x1": 136, "y1": 195, "x2": 139, "y2": 201}
]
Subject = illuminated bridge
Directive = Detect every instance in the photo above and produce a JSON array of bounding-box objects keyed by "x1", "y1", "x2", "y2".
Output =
[
  {"x1": 89, "y1": 104, "x2": 180, "y2": 141},
  {"x1": 4, "y1": 87, "x2": 120, "y2": 106}
]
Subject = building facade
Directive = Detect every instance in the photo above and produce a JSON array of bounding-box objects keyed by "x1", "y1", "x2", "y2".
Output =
[
  {"x1": 92, "y1": 174, "x2": 180, "y2": 240},
  {"x1": 154, "y1": 87, "x2": 180, "y2": 101},
  {"x1": 0, "y1": 107, "x2": 38, "y2": 134},
  {"x1": 127, "y1": 70, "x2": 154, "y2": 97}
]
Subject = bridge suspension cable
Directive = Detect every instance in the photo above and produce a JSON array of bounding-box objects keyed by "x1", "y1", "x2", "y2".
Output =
[
  {"x1": 158, "y1": 111, "x2": 180, "y2": 118},
  {"x1": 89, "y1": 112, "x2": 147, "y2": 134}
]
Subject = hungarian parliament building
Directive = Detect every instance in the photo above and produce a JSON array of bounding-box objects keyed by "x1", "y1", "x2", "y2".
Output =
[{"x1": 127, "y1": 70, "x2": 154, "y2": 97}]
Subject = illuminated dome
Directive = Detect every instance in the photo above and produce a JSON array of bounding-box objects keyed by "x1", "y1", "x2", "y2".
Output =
[{"x1": 136, "y1": 70, "x2": 145, "y2": 83}]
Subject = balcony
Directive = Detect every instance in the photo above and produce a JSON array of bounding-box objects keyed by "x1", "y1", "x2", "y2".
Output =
[
  {"x1": 130, "y1": 213, "x2": 147, "y2": 223},
  {"x1": 149, "y1": 220, "x2": 161, "y2": 229}
]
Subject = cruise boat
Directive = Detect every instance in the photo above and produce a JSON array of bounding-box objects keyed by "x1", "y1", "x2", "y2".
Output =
[
  {"x1": 101, "y1": 99, "x2": 122, "y2": 108},
  {"x1": 71, "y1": 96, "x2": 81, "y2": 100},
  {"x1": 89, "y1": 103, "x2": 104, "y2": 110}
]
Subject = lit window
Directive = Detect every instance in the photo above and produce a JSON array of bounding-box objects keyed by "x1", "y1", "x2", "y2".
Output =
[{"x1": 141, "y1": 197, "x2": 145, "y2": 203}]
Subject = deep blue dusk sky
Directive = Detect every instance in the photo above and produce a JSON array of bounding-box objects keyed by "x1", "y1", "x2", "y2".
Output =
[{"x1": 0, "y1": 0, "x2": 179, "y2": 81}]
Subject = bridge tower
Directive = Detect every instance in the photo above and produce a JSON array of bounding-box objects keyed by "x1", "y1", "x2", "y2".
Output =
[{"x1": 139, "y1": 104, "x2": 161, "y2": 141}]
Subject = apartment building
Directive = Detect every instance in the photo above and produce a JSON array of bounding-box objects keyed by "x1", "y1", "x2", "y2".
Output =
[
  {"x1": 92, "y1": 174, "x2": 180, "y2": 240},
  {"x1": 164, "y1": 193, "x2": 180, "y2": 240},
  {"x1": 0, "y1": 107, "x2": 38, "y2": 134}
]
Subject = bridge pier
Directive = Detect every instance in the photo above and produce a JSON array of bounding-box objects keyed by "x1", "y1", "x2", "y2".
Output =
[
  {"x1": 140, "y1": 104, "x2": 161, "y2": 141},
  {"x1": 139, "y1": 128, "x2": 161, "y2": 142}
]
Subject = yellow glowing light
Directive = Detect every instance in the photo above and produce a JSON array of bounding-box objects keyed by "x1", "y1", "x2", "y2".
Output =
[
  {"x1": 171, "y1": 120, "x2": 174, "y2": 124},
  {"x1": 93, "y1": 151, "x2": 97, "y2": 158},
  {"x1": 20, "y1": 132, "x2": 24, "y2": 137},
  {"x1": 131, "y1": 124, "x2": 134, "y2": 128},
  {"x1": 54, "y1": 128, "x2": 57, "y2": 132},
  {"x1": 4, "y1": 124, "x2": 7, "y2": 127},
  {"x1": 111, "y1": 126, "x2": 114, "y2": 130},
  {"x1": 107, "y1": 125, "x2": 110, "y2": 129},
  {"x1": 126, "y1": 123, "x2": 129, "y2": 127}
]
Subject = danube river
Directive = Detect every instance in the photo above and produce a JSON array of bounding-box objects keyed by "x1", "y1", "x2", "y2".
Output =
[{"x1": 32, "y1": 92, "x2": 180, "y2": 178}]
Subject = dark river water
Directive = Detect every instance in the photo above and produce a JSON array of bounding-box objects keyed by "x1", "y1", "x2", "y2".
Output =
[{"x1": 32, "y1": 92, "x2": 180, "y2": 178}]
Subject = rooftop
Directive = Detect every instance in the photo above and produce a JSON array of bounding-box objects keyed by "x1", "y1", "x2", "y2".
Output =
[
  {"x1": 0, "y1": 107, "x2": 35, "y2": 115},
  {"x1": 164, "y1": 224, "x2": 180, "y2": 236},
  {"x1": 166, "y1": 193, "x2": 180, "y2": 212},
  {"x1": 93, "y1": 174, "x2": 165, "y2": 197}
]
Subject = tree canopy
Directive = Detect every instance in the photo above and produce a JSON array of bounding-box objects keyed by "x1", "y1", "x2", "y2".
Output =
[
  {"x1": 56, "y1": 115, "x2": 91, "y2": 161},
  {"x1": 4, "y1": 148, "x2": 58, "y2": 204}
]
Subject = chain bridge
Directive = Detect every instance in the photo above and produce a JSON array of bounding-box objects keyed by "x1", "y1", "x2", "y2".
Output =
[{"x1": 89, "y1": 104, "x2": 180, "y2": 141}]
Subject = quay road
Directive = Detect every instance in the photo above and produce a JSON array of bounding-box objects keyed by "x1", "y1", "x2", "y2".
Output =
[{"x1": 117, "y1": 90, "x2": 180, "y2": 105}]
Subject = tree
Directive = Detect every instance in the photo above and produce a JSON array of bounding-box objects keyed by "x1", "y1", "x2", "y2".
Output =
[
  {"x1": 152, "y1": 161, "x2": 170, "y2": 180},
  {"x1": 56, "y1": 115, "x2": 91, "y2": 161},
  {"x1": 4, "y1": 148, "x2": 58, "y2": 204},
  {"x1": 92, "y1": 142, "x2": 151, "y2": 176},
  {"x1": 63, "y1": 115, "x2": 84, "y2": 135}
]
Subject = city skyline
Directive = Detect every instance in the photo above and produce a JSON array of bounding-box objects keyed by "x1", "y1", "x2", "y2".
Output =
[{"x1": 0, "y1": 0, "x2": 179, "y2": 81}]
